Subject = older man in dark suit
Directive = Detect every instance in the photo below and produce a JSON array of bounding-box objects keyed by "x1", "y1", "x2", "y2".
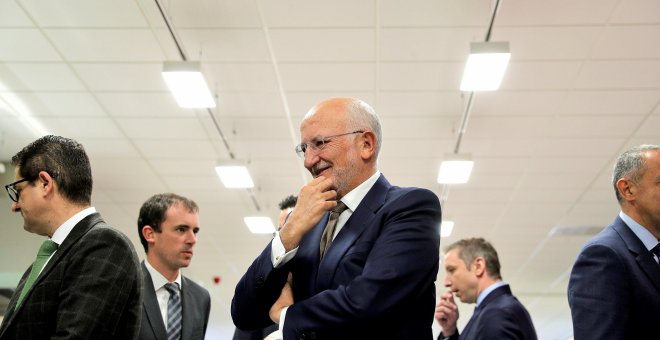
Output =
[
  {"x1": 568, "y1": 144, "x2": 660, "y2": 339},
  {"x1": 0, "y1": 135, "x2": 142, "y2": 339},
  {"x1": 137, "y1": 193, "x2": 211, "y2": 340},
  {"x1": 232, "y1": 98, "x2": 441, "y2": 339},
  {"x1": 435, "y1": 238, "x2": 537, "y2": 340}
]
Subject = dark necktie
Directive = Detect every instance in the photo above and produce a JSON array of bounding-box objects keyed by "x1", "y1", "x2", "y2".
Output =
[
  {"x1": 164, "y1": 282, "x2": 182, "y2": 340},
  {"x1": 320, "y1": 201, "x2": 348, "y2": 258},
  {"x1": 16, "y1": 239, "x2": 58, "y2": 307},
  {"x1": 651, "y1": 243, "x2": 660, "y2": 265}
]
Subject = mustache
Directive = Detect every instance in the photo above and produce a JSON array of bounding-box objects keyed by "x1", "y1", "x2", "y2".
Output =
[{"x1": 311, "y1": 161, "x2": 331, "y2": 177}]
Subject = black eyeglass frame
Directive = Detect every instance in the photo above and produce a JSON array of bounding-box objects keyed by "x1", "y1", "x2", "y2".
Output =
[
  {"x1": 5, "y1": 177, "x2": 35, "y2": 203},
  {"x1": 294, "y1": 130, "x2": 364, "y2": 158}
]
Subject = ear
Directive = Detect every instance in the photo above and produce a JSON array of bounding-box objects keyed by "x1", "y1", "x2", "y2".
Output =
[
  {"x1": 142, "y1": 225, "x2": 157, "y2": 246},
  {"x1": 472, "y1": 257, "x2": 486, "y2": 277},
  {"x1": 616, "y1": 178, "x2": 636, "y2": 203},
  {"x1": 37, "y1": 171, "x2": 56, "y2": 197},
  {"x1": 358, "y1": 131, "x2": 376, "y2": 160}
]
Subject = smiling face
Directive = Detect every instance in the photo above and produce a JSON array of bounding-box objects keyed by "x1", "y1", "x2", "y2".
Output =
[
  {"x1": 300, "y1": 98, "x2": 372, "y2": 198},
  {"x1": 146, "y1": 202, "x2": 200, "y2": 274},
  {"x1": 443, "y1": 248, "x2": 480, "y2": 304}
]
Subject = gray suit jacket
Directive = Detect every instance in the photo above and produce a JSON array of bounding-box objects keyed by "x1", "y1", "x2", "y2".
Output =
[
  {"x1": 139, "y1": 262, "x2": 211, "y2": 340},
  {"x1": 0, "y1": 213, "x2": 143, "y2": 339}
]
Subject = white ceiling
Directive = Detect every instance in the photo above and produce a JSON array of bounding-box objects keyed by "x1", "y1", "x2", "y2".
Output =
[{"x1": 0, "y1": 0, "x2": 659, "y2": 339}]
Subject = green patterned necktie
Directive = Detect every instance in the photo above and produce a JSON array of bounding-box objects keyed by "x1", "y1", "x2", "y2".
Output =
[{"x1": 15, "y1": 240, "x2": 59, "y2": 307}]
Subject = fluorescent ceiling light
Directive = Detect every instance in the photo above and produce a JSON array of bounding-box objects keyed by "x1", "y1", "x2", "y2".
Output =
[
  {"x1": 215, "y1": 165, "x2": 254, "y2": 188},
  {"x1": 437, "y1": 154, "x2": 474, "y2": 184},
  {"x1": 244, "y1": 217, "x2": 275, "y2": 234},
  {"x1": 460, "y1": 41, "x2": 511, "y2": 91},
  {"x1": 162, "y1": 61, "x2": 216, "y2": 108},
  {"x1": 440, "y1": 220, "x2": 455, "y2": 238}
]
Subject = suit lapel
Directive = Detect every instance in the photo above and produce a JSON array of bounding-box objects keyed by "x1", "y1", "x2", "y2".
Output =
[
  {"x1": 142, "y1": 262, "x2": 169, "y2": 340},
  {"x1": 613, "y1": 218, "x2": 660, "y2": 293},
  {"x1": 1, "y1": 213, "x2": 101, "y2": 329},
  {"x1": 315, "y1": 175, "x2": 390, "y2": 291},
  {"x1": 181, "y1": 276, "x2": 194, "y2": 340}
]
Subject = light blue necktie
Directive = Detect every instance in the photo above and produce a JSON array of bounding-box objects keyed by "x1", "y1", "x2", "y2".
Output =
[{"x1": 164, "y1": 282, "x2": 182, "y2": 340}]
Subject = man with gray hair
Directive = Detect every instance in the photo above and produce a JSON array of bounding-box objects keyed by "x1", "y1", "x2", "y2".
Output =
[
  {"x1": 435, "y1": 238, "x2": 536, "y2": 340},
  {"x1": 568, "y1": 144, "x2": 660, "y2": 339},
  {"x1": 232, "y1": 98, "x2": 441, "y2": 339}
]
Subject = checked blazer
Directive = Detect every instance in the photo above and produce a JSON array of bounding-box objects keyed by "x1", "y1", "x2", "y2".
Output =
[{"x1": 0, "y1": 213, "x2": 143, "y2": 339}]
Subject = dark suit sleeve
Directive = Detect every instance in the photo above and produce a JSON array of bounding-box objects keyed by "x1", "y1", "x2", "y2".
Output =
[
  {"x1": 284, "y1": 188, "x2": 440, "y2": 337},
  {"x1": 231, "y1": 242, "x2": 291, "y2": 330},
  {"x1": 53, "y1": 227, "x2": 142, "y2": 339},
  {"x1": 568, "y1": 242, "x2": 630, "y2": 340}
]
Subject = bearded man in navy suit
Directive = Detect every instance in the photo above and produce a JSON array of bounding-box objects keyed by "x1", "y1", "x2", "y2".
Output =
[
  {"x1": 231, "y1": 97, "x2": 442, "y2": 339},
  {"x1": 568, "y1": 144, "x2": 660, "y2": 339},
  {"x1": 435, "y1": 238, "x2": 536, "y2": 340}
]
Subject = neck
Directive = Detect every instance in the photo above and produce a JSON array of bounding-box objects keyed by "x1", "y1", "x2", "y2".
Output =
[{"x1": 147, "y1": 254, "x2": 180, "y2": 282}]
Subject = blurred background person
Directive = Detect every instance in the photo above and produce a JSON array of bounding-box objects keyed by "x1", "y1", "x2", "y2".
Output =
[
  {"x1": 436, "y1": 237, "x2": 536, "y2": 340},
  {"x1": 137, "y1": 193, "x2": 210, "y2": 340},
  {"x1": 568, "y1": 144, "x2": 660, "y2": 339}
]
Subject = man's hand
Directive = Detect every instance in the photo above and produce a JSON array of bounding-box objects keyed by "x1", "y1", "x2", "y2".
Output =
[
  {"x1": 269, "y1": 274, "x2": 294, "y2": 324},
  {"x1": 279, "y1": 176, "x2": 337, "y2": 251},
  {"x1": 435, "y1": 291, "x2": 459, "y2": 336}
]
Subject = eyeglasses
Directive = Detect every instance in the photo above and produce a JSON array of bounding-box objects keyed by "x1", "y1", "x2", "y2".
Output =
[
  {"x1": 294, "y1": 130, "x2": 364, "y2": 158},
  {"x1": 5, "y1": 177, "x2": 35, "y2": 203}
]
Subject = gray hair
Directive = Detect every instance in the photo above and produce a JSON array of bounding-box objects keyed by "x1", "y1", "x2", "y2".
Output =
[
  {"x1": 445, "y1": 237, "x2": 502, "y2": 280},
  {"x1": 612, "y1": 144, "x2": 660, "y2": 203},
  {"x1": 345, "y1": 99, "x2": 382, "y2": 158}
]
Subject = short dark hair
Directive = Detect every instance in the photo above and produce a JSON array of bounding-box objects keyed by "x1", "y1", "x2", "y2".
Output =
[
  {"x1": 137, "y1": 193, "x2": 199, "y2": 253},
  {"x1": 445, "y1": 237, "x2": 502, "y2": 280},
  {"x1": 11, "y1": 135, "x2": 92, "y2": 205},
  {"x1": 612, "y1": 144, "x2": 660, "y2": 203},
  {"x1": 278, "y1": 195, "x2": 297, "y2": 210}
]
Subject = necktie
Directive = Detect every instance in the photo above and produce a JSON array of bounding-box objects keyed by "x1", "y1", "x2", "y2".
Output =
[
  {"x1": 651, "y1": 243, "x2": 660, "y2": 265},
  {"x1": 164, "y1": 282, "x2": 182, "y2": 340},
  {"x1": 320, "y1": 201, "x2": 348, "y2": 258},
  {"x1": 15, "y1": 239, "x2": 58, "y2": 307}
]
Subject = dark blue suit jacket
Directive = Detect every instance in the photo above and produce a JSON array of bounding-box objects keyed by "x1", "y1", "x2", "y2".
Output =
[
  {"x1": 568, "y1": 216, "x2": 660, "y2": 339},
  {"x1": 441, "y1": 285, "x2": 536, "y2": 340},
  {"x1": 232, "y1": 175, "x2": 441, "y2": 339}
]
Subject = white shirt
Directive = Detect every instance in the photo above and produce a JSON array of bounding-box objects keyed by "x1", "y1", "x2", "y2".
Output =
[
  {"x1": 271, "y1": 171, "x2": 381, "y2": 338},
  {"x1": 144, "y1": 259, "x2": 182, "y2": 328},
  {"x1": 42, "y1": 207, "x2": 96, "y2": 274}
]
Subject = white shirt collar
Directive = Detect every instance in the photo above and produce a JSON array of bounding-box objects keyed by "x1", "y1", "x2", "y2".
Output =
[
  {"x1": 50, "y1": 207, "x2": 96, "y2": 245},
  {"x1": 144, "y1": 258, "x2": 182, "y2": 290},
  {"x1": 340, "y1": 171, "x2": 381, "y2": 212}
]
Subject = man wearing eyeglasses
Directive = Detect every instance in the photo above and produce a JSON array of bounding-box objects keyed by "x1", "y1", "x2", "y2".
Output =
[
  {"x1": 232, "y1": 98, "x2": 442, "y2": 339},
  {"x1": 0, "y1": 135, "x2": 142, "y2": 339}
]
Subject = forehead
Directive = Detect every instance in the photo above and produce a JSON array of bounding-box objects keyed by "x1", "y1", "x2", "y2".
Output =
[{"x1": 300, "y1": 104, "x2": 348, "y2": 138}]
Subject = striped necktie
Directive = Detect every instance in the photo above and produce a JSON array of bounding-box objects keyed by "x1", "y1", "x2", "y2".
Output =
[
  {"x1": 16, "y1": 239, "x2": 58, "y2": 307},
  {"x1": 164, "y1": 282, "x2": 182, "y2": 340}
]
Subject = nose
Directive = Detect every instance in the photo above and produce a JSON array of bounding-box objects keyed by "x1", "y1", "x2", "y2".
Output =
[
  {"x1": 303, "y1": 148, "x2": 320, "y2": 170},
  {"x1": 187, "y1": 230, "x2": 197, "y2": 245},
  {"x1": 443, "y1": 276, "x2": 452, "y2": 288}
]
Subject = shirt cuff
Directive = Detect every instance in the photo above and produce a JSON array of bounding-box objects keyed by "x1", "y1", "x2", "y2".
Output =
[{"x1": 271, "y1": 232, "x2": 298, "y2": 268}]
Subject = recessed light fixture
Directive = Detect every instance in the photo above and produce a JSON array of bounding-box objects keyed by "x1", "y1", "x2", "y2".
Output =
[
  {"x1": 437, "y1": 154, "x2": 474, "y2": 184},
  {"x1": 162, "y1": 61, "x2": 216, "y2": 108},
  {"x1": 460, "y1": 41, "x2": 511, "y2": 92},
  {"x1": 244, "y1": 217, "x2": 275, "y2": 234},
  {"x1": 215, "y1": 164, "x2": 254, "y2": 188}
]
